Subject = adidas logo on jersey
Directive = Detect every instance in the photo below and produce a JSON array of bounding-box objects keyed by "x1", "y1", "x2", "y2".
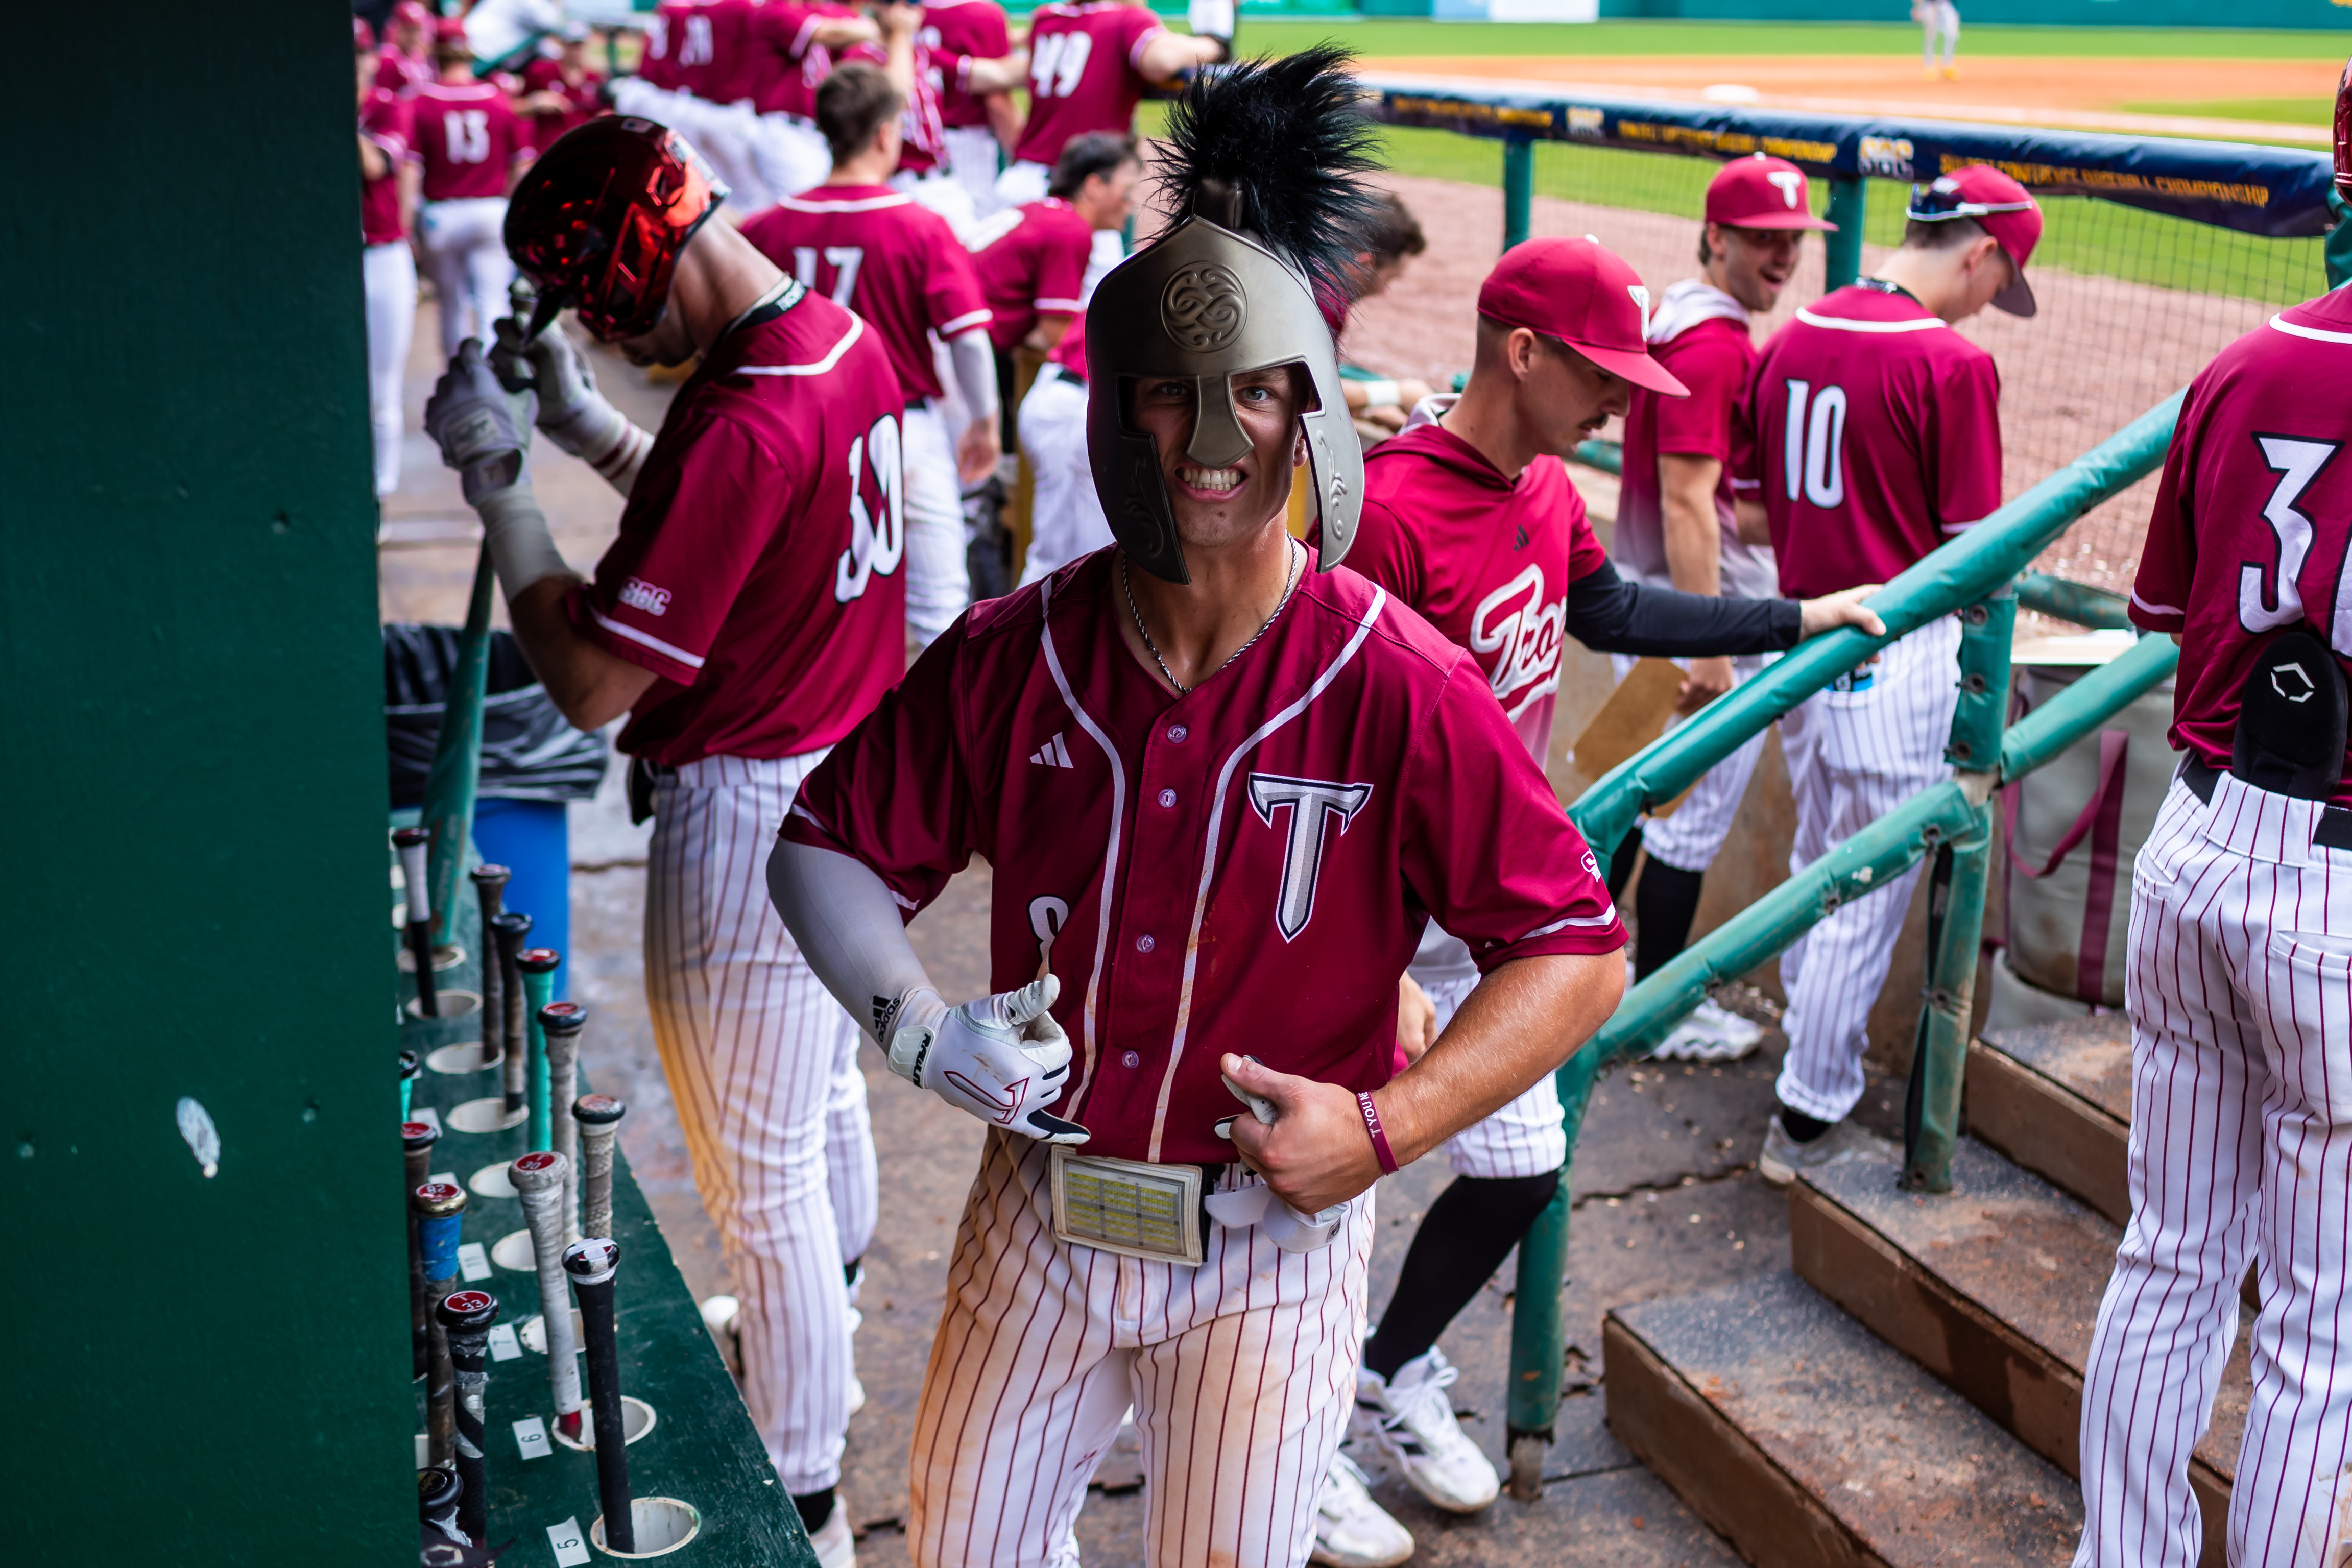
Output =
[{"x1": 1028, "y1": 732, "x2": 1075, "y2": 769}]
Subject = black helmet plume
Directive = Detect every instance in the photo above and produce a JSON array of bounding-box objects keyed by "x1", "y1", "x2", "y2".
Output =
[{"x1": 1157, "y1": 46, "x2": 1383, "y2": 303}]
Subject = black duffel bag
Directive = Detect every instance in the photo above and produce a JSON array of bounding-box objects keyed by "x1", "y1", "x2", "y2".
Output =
[{"x1": 383, "y1": 624, "x2": 609, "y2": 808}]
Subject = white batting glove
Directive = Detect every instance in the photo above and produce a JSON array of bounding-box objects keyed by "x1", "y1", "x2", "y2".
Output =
[
  {"x1": 883, "y1": 975, "x2": 1089, "y2": 1144},
  {"x1": 491, "y1": 317, "x2": 651, "y2": 490},
  {"x1": 424, "y1": 339, "x2": 535, "y2": 505}
]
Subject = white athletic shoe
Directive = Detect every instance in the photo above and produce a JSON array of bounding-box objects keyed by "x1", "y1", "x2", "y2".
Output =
[
  {"x1": 1757, "y1": 1116, "x2": 1901, "y2": 1188},
  {"x1": 1651, "y1": 999, "x2": 1766, "y2": 1063},
  {"x1": 807, "y1": 1499, "x2": 856, "y2": 1568},
  {"x1": 1355, "y1": 1349, "x2": 1500, "y2": 1514},
  {"x1": 1310, "y1": 1452, "x2": 1414, "y2": 1568},
  {"x1": 847, "y1": 1375, "x2": 866, "y2": 1417},
  {"x1": 700, "y1": 1294, "x2": 743, "y2": 1378}
]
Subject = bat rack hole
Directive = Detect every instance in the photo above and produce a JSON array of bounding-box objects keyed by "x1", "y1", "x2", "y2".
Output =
[
  {"x1": 592, "y1": 1497, "x2": 700, "y2": 1557},
  {"x1": 444, "y1": 1095, "x2": 526, "y2": 1135},
  {"x1": 405, "y1": 990, "x2": 484, "y2": 1022},
  {"x1": 427, "y1": 1041, "x2": 502, "y2": 1075},
  {"x1": 556, "y1": 1394, "x2": 657, "y2": 1452},
  {"x1": 396, "y1": 942, "x2": 468, "y2": 974}
]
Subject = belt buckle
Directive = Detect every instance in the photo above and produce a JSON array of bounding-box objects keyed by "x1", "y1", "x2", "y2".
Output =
[{"x1": 1048, "y1": 1147, "x2": 1205, "y2": 1266}]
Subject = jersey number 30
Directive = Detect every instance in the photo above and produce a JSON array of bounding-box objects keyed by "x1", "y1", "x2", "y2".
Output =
[
  {"x1": 1782, "y1": 378, "x2": 1848, "y2": 510},
  {"x1": 2238, "y1": 435, "x2": 2345, "y2": 644},
  {"x1": 836, "y1": 414, "x2": 906, "y2": 604}
]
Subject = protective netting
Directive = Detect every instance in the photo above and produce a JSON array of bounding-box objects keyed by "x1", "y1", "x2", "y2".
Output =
[{"x1": 1343, "y1": 125, "x2": 2326, "y2": 597}]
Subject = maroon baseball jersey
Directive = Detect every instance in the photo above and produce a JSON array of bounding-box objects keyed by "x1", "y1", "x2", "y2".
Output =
[
  {"x1": 1011, "y1": 0, "x2": 1164, "y2": 168},
  {"x1": 409, "y1": 80, "x2": 531, "y2": 201},
  {"x1": 740, "y1": 188, "x2": 990, "y2": 403},
  {"x1": 566, "y1": 286, "x2": 909, "y2": 765},
  {"x1": 654, "y1": 0, "x2": 762, "y2": 104},
  {"x1": 969, "y1": 197, "x2": 1092, "y2": 352},
  {"x1": 780, "y1": 551, "x2": 1624, "y2": 1163},
  {"x1": 2130, "y1": 290, "x2": 2352, "y2": 804},
  {"x1": 837, "y1": 38, "x2": 950, "y2": 175},
  {"x1": 1345, "y1": 418, "x2": 1609, "y2": 765},
  {"x1": 748, "y1": 1, "x2": 851, "y2": 118},
  {"x1": 921, "y1": 0, "x2": 1011, "y2": 129},
  {"x1": 520, "y1": 58, "x2": 604, "y2": 152},
  {"x1": 361, "y1": 87, "x2": 412, "y2": 245},
  {"x1": 636, "y1": 6, "x2": 683, "y2": 91},
  {"x1": 1619, "y1": 311, "x2": 1778, "y2": 601},
  {"x1": 1733, "y1": 284, "x2": 2003, "y2": 599},
  {"x1": 377, "y1": 44, "x2": 431, "y2": 97},
  {"x1": 1045, "y1": 309, "x2": 1087, "y2": 371}
]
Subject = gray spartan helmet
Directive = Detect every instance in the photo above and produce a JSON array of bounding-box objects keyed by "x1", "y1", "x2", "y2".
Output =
[{"x1": 1083, "y1": 191, "x2": 1364, "y2": 585}]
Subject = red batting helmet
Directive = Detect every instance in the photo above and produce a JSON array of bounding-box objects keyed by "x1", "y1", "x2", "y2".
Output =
[{"x1": 503, "y1": 117, "x2": 729, "y2": 343}]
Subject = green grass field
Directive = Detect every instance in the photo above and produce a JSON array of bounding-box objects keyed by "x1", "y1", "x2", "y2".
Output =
[
  {"x1": 2121, "y1": 94, "x2": 2338, "y2": 123},
  {"x1": 1219, "y1": 18, "x2": 2352, "y2": 59}
]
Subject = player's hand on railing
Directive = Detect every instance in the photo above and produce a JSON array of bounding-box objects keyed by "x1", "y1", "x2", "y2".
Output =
[
  {"x1": 1797, "y1": 584, "x2": 1887, "y2": 640},
  {"x1": 1396, "y1": 974, "x2": 1438, "y2": 1064},
  {"x1": 1675, "y1": 654, "x2": 1736, "y2": 715},
  {"x1": 1218, "y1": 1052, "x2": 1383, "y2": 1214},
  {"x1": 883, "y1": 975, "x2": 1090, "y2": 1144}
]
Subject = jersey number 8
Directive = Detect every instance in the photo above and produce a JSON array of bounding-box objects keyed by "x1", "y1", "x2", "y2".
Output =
[
  {"x1": 1028, "y1": 31, "x2": 1094, "y2": 99},
  {"x1": 836, "y1": 414, "x2": 907, "y2": 604},
  {"x1": 1782, "y1": 378, "x2": 1848, "y2": 511}
]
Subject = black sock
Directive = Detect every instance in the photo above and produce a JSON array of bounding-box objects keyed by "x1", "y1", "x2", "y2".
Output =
[
  {"x1": 1606, "y1": 833, "x2": 1642, "y2": 901},
  {"x1": 1362, "y1": 1171, "x2": 1560, "y2": 1383},
  {"x1": 1779, "y1": 1105, "x2": 1832, "y2": 1144},
  {"x1": 791, "y1": 1488, "x2": 836, "y2": 1533},
  {"x1": 1634, "y1": 860, "x2": 1706, "y2": 982}
]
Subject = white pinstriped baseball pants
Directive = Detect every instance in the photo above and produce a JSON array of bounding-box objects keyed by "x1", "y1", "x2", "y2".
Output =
[
  {"x1": 644, "y1": 752, "x2": 876, "y2": 1494},
  {"x1": 903, "y1": 401, "x2": 971, "y2": 650},
  {"x1": 908, "y1": 1132, "x2": 1375, "y2": 1568},
  {"x1": 2076, "y1": 770, "x2": 2352, "y2": 1567},
  {"x1": 1609, "y1": 651, "x2": 1775, "y2": 875},
  {"x1": 1777, "y1": 617, "x2": 1961, "y2": 1123}
]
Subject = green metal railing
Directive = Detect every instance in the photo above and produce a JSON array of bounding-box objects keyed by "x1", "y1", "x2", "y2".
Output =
[{"x1": 1494, "y1": 390, "x2": 2186, "y2": 1495}]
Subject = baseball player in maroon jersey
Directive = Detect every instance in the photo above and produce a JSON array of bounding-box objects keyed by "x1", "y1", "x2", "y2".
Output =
[
  {"x1": 2072, "y1": 283, "x2": 2352, "y2": 1564},
  {"x1": 1606, "y1": 153, "x2": 1835, "y2": 1064},
  {"x1": 516, "y1": 26, "x2": 606, "y2": 154},
  {"x1": 410, "y1": 20, "x2": 535, "y2": 359},
  {"x1": 921, "y1": 0, "x2": 1018, "y2": 217},
  {"x1": 377, "y1": 0, "x2": 435, "y2": 97},
  {"x1": 421, "y1": 120, "x2": 906, "y2": 1568},
  {"x1": 767, "y1": 54, "x2": 1627, "y2": 1568},
  {"x1": 997, "y1": 0, "x2": 1224, "y2": 208},
  {"x1": 741, "y1": 62, "x2": 1002, "y2": 651},
  {"x1": 838, "y1": 3, "x2": 1026, "y2": 237},
  {"x1": 745, "y1": 0, "x2": 882, "y2": 204},
  {"x1": 1311, "y1": 236, "x2": 1883, "y2": 1564},
  {"x1": 628, "y1": 0, "x2": 772, "y2": 209},
  {"x1": 358, "y1": 20, "x2": 419, "y2": 498},
  {"x1": 1734, "y1": 164, "x2": 2039, "y2": 1184},
  {"x1": 971, "y1": 132, "x2": 1134, "y2": 358}
]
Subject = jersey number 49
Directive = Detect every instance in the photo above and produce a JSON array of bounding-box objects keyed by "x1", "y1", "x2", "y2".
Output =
[{"x1": 1028, "y1": 31, "x2": 1094, "y2": 99}]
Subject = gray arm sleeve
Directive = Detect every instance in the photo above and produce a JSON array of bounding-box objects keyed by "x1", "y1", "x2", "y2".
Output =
[
  {"x1": 766, "y1": 838, "x2": 937, "y2": 1039},
  {"x1": 948, "y1": 328, "x2": 1000, "y2": 424}
]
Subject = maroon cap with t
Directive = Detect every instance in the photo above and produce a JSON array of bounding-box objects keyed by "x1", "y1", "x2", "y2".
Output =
[
  {"x1": 1907, "y1": 165, "x2": 2043, "y2": 317},
  {"x1": 1705, "y1": 154, "x2": 1836, "y2": 231},
  {"x1": 1477, "y1": 236, "x2": 1689, "y2": 396}
]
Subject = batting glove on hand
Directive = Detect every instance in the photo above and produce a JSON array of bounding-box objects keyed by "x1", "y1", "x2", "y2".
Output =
[
  {"x1": 885, "y1": 975, "x2": 1089, "y2": 1144},
  {"x1": 490, "y1": 317, "x2": 637, "y2": 469},
  {"x1": 424, "y1": 339, "x2": 535, "y2": 505}
]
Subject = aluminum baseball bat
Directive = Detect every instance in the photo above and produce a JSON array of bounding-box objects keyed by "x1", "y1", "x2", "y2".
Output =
[
  {"x1": 573, "y1": 1095, "x2": 627, "y2": 1245},
  {"x1": 539, "y1": 1003, "x2": 588, "y2": 1239},
  {"x1": 413, "y1": 1179, "x2": 468, "y2": 1467},
  {"x1": 509, "y1": 1150, "x2": 583, "y2": 1430},
  {"x1": 404, "y1": 1119, "x2": 441, "y2": 1379},
  {"x1": 394, "y1": 826, "x2": 440, "y2": 1017},
  {"x1": 491, "y1": 911, "x2": 533, "y2": 1116},
  {"x1": 564, "y1": 1238, "x2": 633, "y2": 1553},
  {"x1": 518, "y1": 949, "x2": 561, "y2": 1150},
  {"x1": 436, "y1": 1289, "x2": 500, "y2": 1547},
  {"x1": 469, "y1": 865, "x2": 510, "y2": 1068}
]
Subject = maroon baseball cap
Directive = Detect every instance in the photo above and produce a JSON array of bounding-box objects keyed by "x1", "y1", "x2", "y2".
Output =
[
  {"x1": 1907, "y1": 165, "x2": 2043, "y2": 317},
  {"x1": 1478, "y1": 236, "x2": 1689, "y2": 396},
  {"x1": 1705, "y1": 154, "x2": 1836, "y2": 231}
]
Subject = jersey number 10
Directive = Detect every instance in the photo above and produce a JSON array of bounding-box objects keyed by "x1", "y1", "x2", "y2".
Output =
[
  {"x1": 1028, "y1": 31, "x2": 1094, "y2": 99},
  {"x1": 1782, "y1": 378, "x2": 1849, "y2": 510}
]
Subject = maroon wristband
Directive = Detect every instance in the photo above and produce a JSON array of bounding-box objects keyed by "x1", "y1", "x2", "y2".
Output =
[{"x1": 1356, "y1": 1091, "x2": 1398, "y2": 1176}]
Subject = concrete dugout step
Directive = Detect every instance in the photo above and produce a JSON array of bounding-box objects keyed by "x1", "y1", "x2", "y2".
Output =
[
  {"x1": 1606, "y1": 1270, "x2": 2083, "y2": 1567},
  {"x1": 1793, "y1": 1140, "x2": 2248, "y2": 1566},
  {"x1": 1966, "y1": 1016, "x2": 2132, "y2": 1227}
]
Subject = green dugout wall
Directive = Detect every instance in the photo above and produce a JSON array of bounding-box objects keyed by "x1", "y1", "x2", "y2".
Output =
[{"x1": 6, "y1": 4, "x2": 411, "y2": 1562}]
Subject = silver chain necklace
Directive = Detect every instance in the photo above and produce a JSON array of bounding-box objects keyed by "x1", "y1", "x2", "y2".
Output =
[{"x1": 1120, "y1": 538, "x2": 1303, "y2": 696}]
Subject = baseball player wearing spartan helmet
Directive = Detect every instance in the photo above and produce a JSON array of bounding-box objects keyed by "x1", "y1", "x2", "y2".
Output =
[
  {"x1": 2072, "y1": 279, "x2": 2352, "y2": 1562},
  {"x1": 420, "y1": 118, "x2": 907, "y2": 1568},
  {"x1": 1606, "y1": 153, "x2": 1836, "y2": 1064},
  {"x1": 1310, "y1": 236, "x2": 1884, "y2": 1566},
  {"x1": 1736, "y1": 163, "x2": 2041, "y2": 1187},
  {"x1": 767, "y1": 52, "x2": 1628, "y2": 1567}
]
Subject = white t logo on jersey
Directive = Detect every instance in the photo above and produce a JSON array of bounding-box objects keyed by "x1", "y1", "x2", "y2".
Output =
[
  {"x1": 1468, "y1": 565, "x2": 1566, "y2": 721},
  {"x1": 1247, "y1": 774, "x2": 1374, "y2": 940},
  {"x1": 1767, "y1": 170, "x2": 1804, "y2": 209}
]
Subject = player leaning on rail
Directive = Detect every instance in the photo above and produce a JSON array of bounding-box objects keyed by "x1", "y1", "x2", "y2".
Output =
[{"x1": 769, "y1": 50, "x2": 1626, "y2": 1568}]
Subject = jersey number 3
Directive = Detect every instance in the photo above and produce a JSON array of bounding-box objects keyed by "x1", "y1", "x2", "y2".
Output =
[
  {"x1": 836, "y1": 414, "x2": 906, "y2": 604},
  {"x1": 2238, "y1": 435, "x2": 2345, "y2": 646}
]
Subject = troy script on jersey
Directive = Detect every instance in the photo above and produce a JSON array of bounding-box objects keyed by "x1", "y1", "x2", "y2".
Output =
[
  {"x1": 2130, "y1": 286, "x2": 2352, "y2": 806},
  {"x1": 1349, "y1": 411, "x2": 1609, "y2": 763},
  {"x1": 782, "y1": 549, "x2": 1624, "y2": 1165}
]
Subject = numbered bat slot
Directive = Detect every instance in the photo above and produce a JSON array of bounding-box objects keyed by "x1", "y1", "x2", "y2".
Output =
[
  {"x1": 592, "y1": 1498, "x2": 699, "y2": 1558},
  {"x1": 553, "y1": 1394, "x2": 656, "y2": 1451},
  {"x1": 445, "y1": 1095, "x2": 527, "y2": 1135},
  {"x1": 397, "y1": 942, "x2": 467, "y2": 974},
  {"x1": 405, "y1": 988, "x2": 483, "y2": 1022},
  {"x1": 428, "y1": 1041, "x2": 502, "y2": 1075}
]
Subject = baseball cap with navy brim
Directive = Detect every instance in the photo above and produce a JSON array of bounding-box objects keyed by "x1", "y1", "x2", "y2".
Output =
[
  {"x1": 1478, "y1": 236, "x2": 1690, "y2": 396},
  {"x1": 1907, "y1": 165, "x2": 2043, "y2": 317}
]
